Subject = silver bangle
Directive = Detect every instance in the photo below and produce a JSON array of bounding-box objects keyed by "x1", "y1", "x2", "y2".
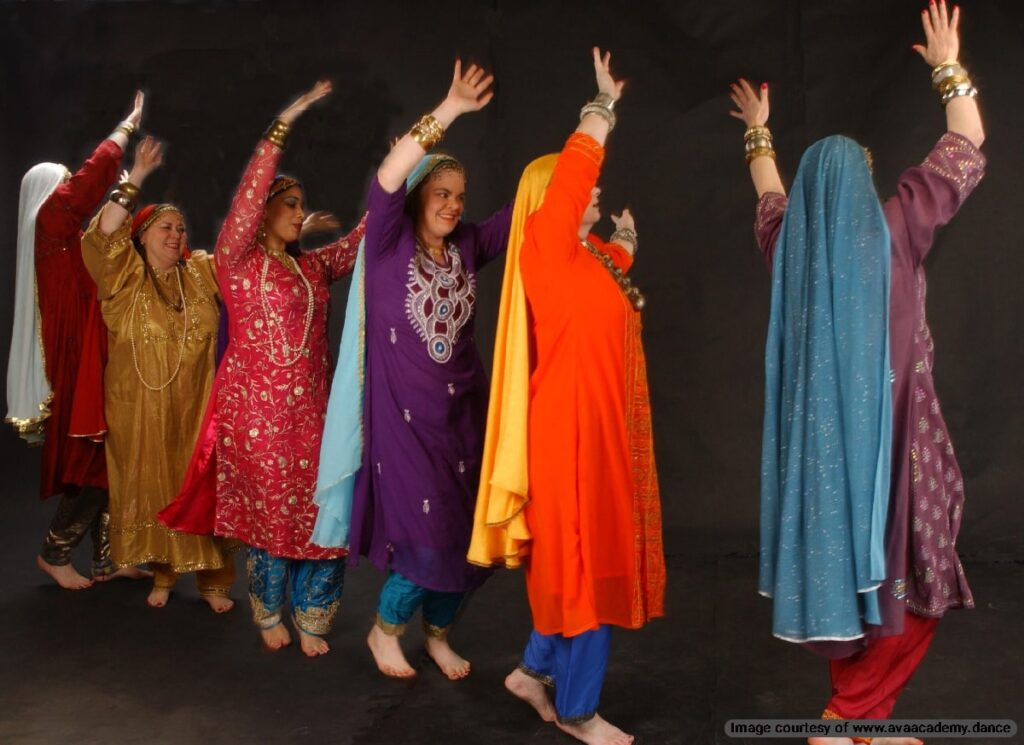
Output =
[
  {"x1": 610, "y1": 227, "x2": 638, "y2": 253},
  {"x1": 580, "y1": 102, "x2": 617, "y2": 131},
  {"x1": 931, "y1": 63, "x2": 968, "y2": 90},
  {"x1": 941, "y1": 82, "x2": 978, "y2": 105},
  {"x1": 592, "y1": 92, "x2": 616, "y2": 112}
]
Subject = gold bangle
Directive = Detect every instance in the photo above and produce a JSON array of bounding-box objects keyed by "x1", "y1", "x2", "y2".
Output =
[
  {"x1": 746, "y1": 147, "x2": 777, "y2": 164},
  {"x1": 937, "y1": 75, "x2": 971, "y2": 95},
  {"x1": 744, "y1": 125, "x2": 771, "y2": 142},
  {"x1": 117, "y1": 181, "x2": 141, "y2": 200},
  {"x1": 409, "y1": 114, "x2": 445, "y2": 151},
  {"x1": 264, "y1": 118, "x2": 291, "y2": 148},
  {"x1": 114, "y1": 120, "x2": 136, "y2": 139},
  {"x1": 109, "y1": 190, "x2": 137, "y2": 212}
]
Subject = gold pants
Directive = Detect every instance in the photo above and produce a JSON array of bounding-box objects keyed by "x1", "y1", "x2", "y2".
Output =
[
  {"x1": 39, "y1": 486, "x2": 112, "y2": 576},
  {"x1": 151, "y1": 561, "x2": 236, "y2": 598}
]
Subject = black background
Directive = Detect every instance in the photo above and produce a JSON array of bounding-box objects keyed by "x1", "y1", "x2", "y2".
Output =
[{"x1": 1, "y1": 2, "x2": 1022, "y2": 743}]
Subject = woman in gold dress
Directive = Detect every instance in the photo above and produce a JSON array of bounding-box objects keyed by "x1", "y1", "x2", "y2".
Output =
[{"x1": 81, "y1": 137, "x2": 234, "y2": 611}]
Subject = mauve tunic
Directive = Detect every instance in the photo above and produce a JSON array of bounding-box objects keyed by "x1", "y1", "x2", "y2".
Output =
[
  {"x1": 348, "y1": 176, "x2": 511, "y2": 592},
  {"x1": 756, "y1": 132, "x2": 986, "y2": 637}
]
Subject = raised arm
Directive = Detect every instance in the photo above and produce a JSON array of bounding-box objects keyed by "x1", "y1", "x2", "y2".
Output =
[
  {"x1": 216, "y1": 81, "x2": 332, "y2": 269},
  {"x1": 304, "y1": 213, "x2": 368, "y2": 282},
  {"x1": 97, "y1": 136, "x2": 163, "y2": 237},
  {"x1": 913, "y1": 0, "x2": 984, "y2": 147},
  {"x1": 729, "y1": 79, "x2": 785, "y2": 199},
  {"x1": 524, "y1": 48, "x2": 624, "y2": 268},
  {"x1": 376, "y1": 60, "x2": 494, "y2": 194}
]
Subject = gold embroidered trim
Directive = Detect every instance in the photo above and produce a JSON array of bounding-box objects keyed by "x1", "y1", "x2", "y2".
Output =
[
  {"x1": 422, "y1": 619, "x2": 450, "y2": 640},
  {"x1": 293, "y1": 598, "x2": 340, "y2": 637},
  {"x1": 375, "y1": 613, "x2": 407, "y2": 636}
]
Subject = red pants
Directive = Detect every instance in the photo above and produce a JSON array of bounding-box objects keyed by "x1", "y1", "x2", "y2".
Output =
[{"x1": 826, "y1": 611, "x2": 939, "y2": 721}]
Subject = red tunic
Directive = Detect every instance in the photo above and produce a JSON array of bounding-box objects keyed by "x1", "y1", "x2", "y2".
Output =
[
  {"x1": 162, "y1": 139, "x2": 365, "y2": 559},
  {"x1": 34, "y1": 139, "x2": 122, "y2": 498},
  {"x1": 519, "y1": 134, "x2": 665, "y2": 636}
]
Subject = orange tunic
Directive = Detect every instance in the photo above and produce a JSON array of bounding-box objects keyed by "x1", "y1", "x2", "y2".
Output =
[{"x1": 519, "y1": 134, "x2": 665, "y2": 636}]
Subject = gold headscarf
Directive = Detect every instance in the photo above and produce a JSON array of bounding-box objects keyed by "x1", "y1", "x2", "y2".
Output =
[{"x1": 467, "y1": 153, "x2": 558, "y2": 568}]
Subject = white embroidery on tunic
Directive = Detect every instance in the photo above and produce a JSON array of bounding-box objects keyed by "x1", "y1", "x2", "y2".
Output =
[{"x1": 404, "y1": 245, "x2": 476, "y2": 364}]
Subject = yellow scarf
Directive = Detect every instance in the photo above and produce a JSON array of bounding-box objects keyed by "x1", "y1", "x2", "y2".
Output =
[{"x1": 467, "y1": 154, "x2": 558, "y2": 568}]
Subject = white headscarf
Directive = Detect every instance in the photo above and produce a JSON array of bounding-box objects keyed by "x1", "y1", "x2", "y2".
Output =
[{"x1": 6, "y1": 162, "x2": 66, "y2": 444}]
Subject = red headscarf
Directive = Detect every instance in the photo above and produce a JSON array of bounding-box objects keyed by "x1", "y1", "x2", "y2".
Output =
[{"x1": 132, "y1": 203, "x2": 189, "y2": 259}]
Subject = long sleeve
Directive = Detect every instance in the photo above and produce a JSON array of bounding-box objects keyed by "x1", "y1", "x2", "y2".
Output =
[
  {"x1": 36, "y1": 139, "x2": 123, "y2": 241},
  {"x1": 81, "y1": 212, "x2": 142, "y2": 301},
  {"x1": 754, "y1": 192, "x2": 788, "y2": 272},
  {"x1": 467, "y1": 203, "x2": 513, "y2": 268},
  {"x1": 884, "y1": 132, "x2": 986, "y2": 267},
  {"x1": 215, "y1": 138, "x2": 284, "y2": 271},
  {"x1": 521, "y1": 134, "x2": 605, "y2": 273},
  {"x1": 303, "y1": 213, "x2": 367, "y2": 283},
  {"x1": 364, "y1": 176, "x2": 407, "y2": 260}
]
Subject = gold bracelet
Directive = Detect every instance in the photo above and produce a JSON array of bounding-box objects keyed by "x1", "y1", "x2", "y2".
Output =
[
  {"x1": 114, "y1": 120, "x2": 136, "y2": 139},
  {"x1": 264, "y1": 118, "x2": 291, "y2": 148},
  {"x1": 409, "y1": 114, "x2": 445, "y2": 151},
  {"x1": 746, "y1": 147, "x2": 777, "y2": 164},
  {"x1": 117, "y1": 181, "x2": 141, "y2": 200},
  {"x1": 744, "y1": 125, "x2": 771, "y2": 142},
  {"x1": 109, "y1": 190, "x2": 137, "y2": 212}
]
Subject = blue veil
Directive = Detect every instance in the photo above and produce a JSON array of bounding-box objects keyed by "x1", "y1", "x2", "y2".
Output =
[
  {"x1": 759, "y1": 135, "x2": 893, "y2": 642},
  {"x1": 311, "y1": 154, "x2": 459, "y2": 548}
]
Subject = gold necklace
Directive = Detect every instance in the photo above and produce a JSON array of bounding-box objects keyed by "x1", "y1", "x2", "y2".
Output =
[
  {"x1": 581, "y1": 239, "x2": 646, "y2": 310},
  {"x1": 128, "y1": 265, "x2": 188, "y2": 391}
]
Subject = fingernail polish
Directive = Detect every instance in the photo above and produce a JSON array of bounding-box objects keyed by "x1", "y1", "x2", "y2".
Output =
[{"x1": 761, "y1": 83, "x2": 768, "y2": 90}]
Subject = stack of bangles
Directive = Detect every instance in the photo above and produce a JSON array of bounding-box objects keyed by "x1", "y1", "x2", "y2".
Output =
[
  {"x1": 113, "y1": 120, "x2": 136, "y2": 140},
  {"x1": 931, "y1": 60, "x2": 978, "y2": 105},
  {"x1": 410, "y1": 114, "x2": 445, "y2": 150},
  {"x1": 264, "y1": 118, "x2": 291, "y2": 148},
  {"x1": 579, "y1": 92, "x2": 617, "y2": 131},
  {"x1": 610, "y1": 226, "x2": 638, "y2": 254},
  {"x1": 109, "y1": 180, "x2": 140, "y2": 212},
  {"x1": 745, "y1": 125, "x2": 775, "y2": 164}
]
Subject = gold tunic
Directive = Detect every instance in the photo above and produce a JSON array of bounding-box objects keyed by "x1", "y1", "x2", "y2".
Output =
[{"x1": 82, "y1": 214, "x2": 228, "y2": 571}]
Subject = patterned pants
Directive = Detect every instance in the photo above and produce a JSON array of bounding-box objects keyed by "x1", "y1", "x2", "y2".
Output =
[
  {"x1": 519, "y1": 625, "x2": 612, "y2": 724},
  {"x1": 39, "y1": 486, "x2": 113, "y2": 576},
  {"x1": 375, "y1": 570, "x2": 465, "y2": 639},
  {"x1": 247, "y1": 548, "x2": 345, "y2": 637}
]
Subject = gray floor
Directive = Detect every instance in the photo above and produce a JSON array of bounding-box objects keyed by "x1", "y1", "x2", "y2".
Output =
[{"x1": 1, "y1": 491, "x2": 1021, "y2": 744}]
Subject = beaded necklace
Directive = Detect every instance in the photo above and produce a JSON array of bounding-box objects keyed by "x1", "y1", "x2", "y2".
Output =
[
  {"x1": 581, "y1": 239, "x2": 646, "y2": 310},
  {"x1": 259, "y1": 249, "x2": 314, "y2": 367},
  {"x1": 128, "y1": 265, "x2": 188, "y2": 391}
]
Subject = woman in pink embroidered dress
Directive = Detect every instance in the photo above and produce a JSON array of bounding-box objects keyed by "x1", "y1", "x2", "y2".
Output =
[{"x1": 161, "y1": 82, "x2": 366, "y2": 656}]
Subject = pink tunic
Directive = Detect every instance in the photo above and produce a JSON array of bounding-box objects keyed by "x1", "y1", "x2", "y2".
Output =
[{"x1": 208, "y1": 139, "x2": 365, "y2": 559}]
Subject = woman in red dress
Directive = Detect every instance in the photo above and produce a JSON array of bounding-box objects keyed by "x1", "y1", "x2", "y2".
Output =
[
  {"x1": 161, "y1": 82, "x2": 366, "y2": 656},
  {"x1": 8, "y1": 91, "x2": 149, "y2": 590}
]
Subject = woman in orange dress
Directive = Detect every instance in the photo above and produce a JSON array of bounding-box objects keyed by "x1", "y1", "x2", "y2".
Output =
[{"x1": 470, "y1": 49, "x2": 664, "y2": 745}]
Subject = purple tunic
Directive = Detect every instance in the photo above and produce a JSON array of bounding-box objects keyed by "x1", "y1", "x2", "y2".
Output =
[
  {"x1": 756, "y1": 132, "x2": 986, "y2": 639},
  {"x1": 349, "y1": 176, "x2": 512, "y2": 592}
]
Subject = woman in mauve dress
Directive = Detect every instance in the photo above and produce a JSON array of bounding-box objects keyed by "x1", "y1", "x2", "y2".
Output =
[{"x1": 730, "y1": 2, "x2": 985, "y2": 741}]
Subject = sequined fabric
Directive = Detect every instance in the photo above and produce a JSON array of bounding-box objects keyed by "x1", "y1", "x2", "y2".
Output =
[{"x1": 211, "y1": 140, "x2": 365, "y2": 559}]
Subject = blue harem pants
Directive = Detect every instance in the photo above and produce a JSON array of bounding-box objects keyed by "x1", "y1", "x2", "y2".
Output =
[
  {"x1": 376, "y1": 570, "x2": 465, "y2": 638},
  {"x1": 519, "y1": 625, "x2": 612, "y2": 724},
  {"x1": 247, "y1": 547, "x2": 345, "y2": 637}
]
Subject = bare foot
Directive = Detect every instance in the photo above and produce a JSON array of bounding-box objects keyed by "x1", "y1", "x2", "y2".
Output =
[
  {"x1": 260, "y1": 623, "x2": 291, "y2": 650},
  {"x1": 95, "y1": 565, "x2": 153, "y2": 582},
  {"x1": 293, "y1": 620, "x2": 330, "y2": 657},
  {"x1": 147, "y1": 587, "x2": 170, "y2": 608},
  {"x1": 202, "y1": 594, "x2": 235, "y2": 614},
  {"x1": 504, "y1": 667, "x2": 556, "y2": 722},
  {"x1": 367, "y1": 624, "x2": 416, "y2": 678},
  {"x1": 556, "y1": 713, "x2": 634, "y2": 745},
  {"x1": 37, "y1": 556, "x2": 93, "y2": 590},
  {"x1": 425, "y1": 635, "x2": 471, "y2": 680}
]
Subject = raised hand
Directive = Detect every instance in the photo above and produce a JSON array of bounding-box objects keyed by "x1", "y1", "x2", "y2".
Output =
[
  {"x1": 593, "y1": 47, "x2": 625, "y2": 101},
  {"x1": 301, "y1": 211, "x2": 342, "y2": 238},
  {"x1": 444, "y1": 60, "x2": 495, "y2": 115},
  {"x1": 279, "y1": 80, "x2": 333, "y2": 126},
  {"x1": 913, "y1": 0, "x2": 960, "y2": 66},
  {"x1": 129, "y1": 136, "x2": 164, "y2": 184},
  {"x1": 611, "y1": 208, "x2": 635, "y2": 232},
  {"x1": 126, "y1": 90, "x2": 145, "y2": 129},
  {"x1": 729, "y1": 79, "x2": 770, "y2": 128}
]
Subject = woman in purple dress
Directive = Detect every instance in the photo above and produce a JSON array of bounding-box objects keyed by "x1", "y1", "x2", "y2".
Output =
[
  {"x1": 730, "y1": 2, "x2": 985, "y2": 741},
  {"x1": 348, "y1": 61, "x2": 511, "y2": 679}
]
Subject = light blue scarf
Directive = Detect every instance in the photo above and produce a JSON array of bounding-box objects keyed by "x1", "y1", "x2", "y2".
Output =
[
  {"x1": 759, "y1": 135, "x2": 893, "y2": 643},
  {"x1": 311, "y1": 154, "x2": 460, "y2": 548}
]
